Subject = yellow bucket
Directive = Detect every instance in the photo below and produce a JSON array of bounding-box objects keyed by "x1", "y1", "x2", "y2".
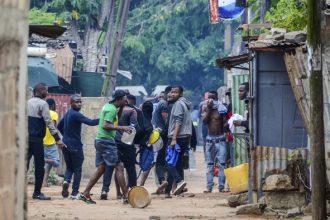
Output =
[
  {"x1": 128, "y1": 186, "x2": 151, "y2": 208},
  {"x1": 224, "y1": 163, "x2": 249, "y2": 194}
]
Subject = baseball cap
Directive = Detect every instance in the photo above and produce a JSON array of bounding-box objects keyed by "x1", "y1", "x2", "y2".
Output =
[{"x1": 110, "y1": 89, "x2": 127, "y2": 102}]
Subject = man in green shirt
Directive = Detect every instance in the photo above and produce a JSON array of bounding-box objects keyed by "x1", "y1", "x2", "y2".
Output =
[{"x1": 80, "y1": 90, "x2": 132, "y2": 204}]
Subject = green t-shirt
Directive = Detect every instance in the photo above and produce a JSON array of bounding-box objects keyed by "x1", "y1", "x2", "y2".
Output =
[{"x1": 96, "y1": 103, "x2": 118, "y2": 140}]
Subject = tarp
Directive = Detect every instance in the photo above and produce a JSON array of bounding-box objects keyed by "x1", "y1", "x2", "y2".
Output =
[
  {"x1": 218, "y1": 0, "x2": 245, "y2": 20},
  {"x1": 28, "y1": 57, "x2": 59, "y2": 88}
]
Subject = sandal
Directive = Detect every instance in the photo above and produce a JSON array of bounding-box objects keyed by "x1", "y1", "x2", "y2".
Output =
[{"x1": 80, "y1": 194, "x2": 96, "y2": 204}]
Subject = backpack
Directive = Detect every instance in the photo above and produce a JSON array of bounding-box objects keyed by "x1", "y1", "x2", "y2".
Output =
[
  {"x1": 139, "y1": 146, "x2": 154, "y2": 171},
  {"x1": 132, "y1": 106, "x2": 144, "y2": 144}
]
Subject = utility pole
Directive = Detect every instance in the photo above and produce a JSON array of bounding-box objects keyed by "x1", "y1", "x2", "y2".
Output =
[
  {"x1": 308, "y1": 0, "x2": 326, "y2": 219},
  {"x1": 101, "y1": 0, "x2": 131, "y2": 97}
]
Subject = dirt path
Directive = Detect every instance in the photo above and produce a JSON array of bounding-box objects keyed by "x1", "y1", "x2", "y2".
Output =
[{"x1": 27, "y1": 148, "x2": 279, "y2": 220}]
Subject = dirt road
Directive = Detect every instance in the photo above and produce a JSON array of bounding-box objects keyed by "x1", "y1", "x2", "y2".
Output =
[{"x1": 27, "y1": 148, "x2": 292, "y2": 220}]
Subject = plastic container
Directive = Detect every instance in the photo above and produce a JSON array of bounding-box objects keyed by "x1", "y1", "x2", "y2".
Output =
[
  {"x1": 121, "y1": 127, "x2": 136, "y2": 145},
  {"x1": 224, "y1": 163, "x2": 249, "y2": 194}
]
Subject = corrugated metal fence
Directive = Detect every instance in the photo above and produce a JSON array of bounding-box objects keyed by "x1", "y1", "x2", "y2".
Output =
[
  {"x1": 252, "y1": 146, "x2": 309, "y2": 191},
  {"x1": 231, "y1": 74, "x2": 249, "y2": 166}
]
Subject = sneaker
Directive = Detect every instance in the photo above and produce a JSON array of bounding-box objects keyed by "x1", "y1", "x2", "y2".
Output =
[
  {"x1": 173, "y1": 181, "x2": 186, "y2": 195},
  {"x1": 32, "y1": 193, "x2": 51, "y2": 200},
  {"x1": 70, "y1": 193, "x2": 80, "y2": 200},
  {"x1": 156, "y1": 181, "x2": 168, "y2": 195},
  {"x1": 61, "y1": 181, "x2": 69, "y2": 198},
  {"x1": 100, "y1": 191, "x2": 108, "y2": 200},
  {"x1": 79, "y1": 194, "x2": 96, "y2": 204},
  {"x1": 164, "y1": 193, "x2": 172, "y2": 199},
  {"x1": 203, "y1": 189, "x2": 212, "y2": 193},
  {"x1": 116, "y1": 194, "x2": 122, "y2": 200},
  {"x1": 121, "y1": 196, "x2": 129, "y2": 204}
]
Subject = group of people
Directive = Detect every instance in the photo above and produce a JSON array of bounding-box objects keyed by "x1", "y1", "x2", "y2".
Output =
[
  {"x1": 27, "y1": 83, "x2": 200, "y2": 204},
  {"x1": 27, "y1": 82, "x2": 250, "y2": 204}
]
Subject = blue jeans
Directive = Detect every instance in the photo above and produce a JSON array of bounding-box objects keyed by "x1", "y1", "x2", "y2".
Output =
[
  {"x1": 225, "y1": 141, "x2": 234, "y2": 167},
  {"x1": 205, "y1": 135, "x2": 227, "y2": 191},
  {"x1": 102, "y1": 166, "x2": 115, "y2": 193},
  {"x1": 62, "y1": 147, "x2": 84, "y2": 196}
]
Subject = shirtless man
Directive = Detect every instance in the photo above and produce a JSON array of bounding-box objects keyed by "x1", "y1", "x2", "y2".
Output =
[{"x1": 202, "y1": 90, "x2": 227, "y2": 192}]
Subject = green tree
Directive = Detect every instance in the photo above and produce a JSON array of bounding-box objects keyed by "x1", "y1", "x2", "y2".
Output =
[
  {"x1": 29, "y1": 8, "x2": 57, "y2": 25},
  {"x1": 265, "y1": 0, "x2": 307, "y2": 31},
  {"x1": 50, "y1": 0, "x2": 116, "y2": 71},
  {"x1": 119, "y1": 0, "x2": 227, "y2": 94}
]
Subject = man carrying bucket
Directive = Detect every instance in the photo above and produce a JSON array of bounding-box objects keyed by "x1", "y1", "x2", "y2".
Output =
[{"x1": 80, "y1": 90, "x2": 132, "y2": 204}]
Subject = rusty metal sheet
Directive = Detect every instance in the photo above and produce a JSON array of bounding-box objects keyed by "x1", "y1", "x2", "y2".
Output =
[
  {"x1": 48, "y1": 44, "x2": 74, "y2": 83},
  {"x1": 47, "y1": 93, "x2": 71, "y2": 119},
  {"x1": 251, "y1": 146, "x2": 309, "y2": 191}
]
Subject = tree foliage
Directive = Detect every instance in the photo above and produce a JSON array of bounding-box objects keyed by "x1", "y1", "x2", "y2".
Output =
[
  {"x1": 119, "y1": 0, "x2": 228, "y2": 94},
  {"x1": 29, "y1": 8, "x2": 57, "y2": 25},
  {"x1": 265, "y1": 0, "x2": 307, "y2": 31}
]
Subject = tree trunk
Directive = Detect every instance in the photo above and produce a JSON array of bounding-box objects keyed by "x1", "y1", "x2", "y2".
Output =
[
  {"x1": 81, "y1": 27, "x2": 101, "y2": 72},
  {"x1": 102, "y1": 0, "x2": 131, "y2": 97},
  {"x1": 308, "y1": 0, "x2": 326, "y2": 219}
]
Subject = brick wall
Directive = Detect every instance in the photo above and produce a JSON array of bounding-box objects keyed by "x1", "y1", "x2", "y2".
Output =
[{"x1": 0, "y1": 1, "x2": 28, "y2": 220}]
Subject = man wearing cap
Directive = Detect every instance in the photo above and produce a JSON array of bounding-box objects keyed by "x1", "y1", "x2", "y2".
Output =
[
  {"x1": 57, "y1": 94, "x2": 99, "y2": 199},
  {"x1": 80, "y1": 90, "x2": 132, "y2": 204},
  {"x1": 100, "y1": 94, "x2": 139, "y2": 200},
  {"x1": 28, "y1": 83, "x2": 65, "y2": 200}
]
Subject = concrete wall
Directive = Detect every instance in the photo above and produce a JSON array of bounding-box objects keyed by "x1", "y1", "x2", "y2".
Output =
[
  {"x1": 0, "y1": 1, "x2": 28, "y2": 219},
  {"x1": 80, "y1": 97, "x2": 108, "y2": 179}
]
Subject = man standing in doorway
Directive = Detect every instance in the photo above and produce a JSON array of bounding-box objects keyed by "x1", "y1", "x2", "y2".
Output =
[
  {"x1": 80, "y1": 90, "x2": 132, "y2": 204},
  {"x1": 165, "y1": 85, "x2": 192, "y2": 198},
  {"x1": 233, "y1": 82, "x2": 249, "y2": 132},
  {"x1": 57, "y1": 94, "x2": 99, "y2": 199},
  {"x1": 27, "y1": 83, "x2": 65, "y2": 200},
  {"x1": 202, "y1": 90, "x2": 228, "y2": 193}
]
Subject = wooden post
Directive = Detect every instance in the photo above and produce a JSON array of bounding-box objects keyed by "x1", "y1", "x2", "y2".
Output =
[
  {"x1": 101, "y1": 0, "x2": 131, "y2": 97},
  {"x1": 308, "y1": 0, "x2": 326, "y2": 219}
]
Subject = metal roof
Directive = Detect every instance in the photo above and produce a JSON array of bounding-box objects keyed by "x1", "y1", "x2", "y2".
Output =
[
  {"x1": 116, "y1": 86, "x2": 148, "y2": 97},
  {"x1": 216, "y1": 53, "x2": 251, "y2": 70}
]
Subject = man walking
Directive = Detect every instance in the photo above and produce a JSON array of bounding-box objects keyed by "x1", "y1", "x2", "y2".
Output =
[
  {"x1": 152, "y1": 86, "x2": 172, "y2": 194},
  {"x1": 80, "y1": 90, "x2": 131, "y2": 204},
  {"x1": 165, "y1": 86, "x2": 192, "y2": 198},
  {"x1": 57, "y1": 94, "x2": 99, "y2": 199},
  {"x1": 101, "y1": 94, "x2": 139, "y2": 200},
  {"x1": 202, "y1": 91, "x2": 228, "y2": 193},
  {"x1": 27, "y1": 83, "x2": 65, "y2": 200},
  {"x1": 43, "y1": 98, "x2": 60, "y2": 187}
]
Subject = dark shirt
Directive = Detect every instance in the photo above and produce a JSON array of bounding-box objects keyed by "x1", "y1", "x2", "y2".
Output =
[
  {"x1": 151, "y1": 100, "x2": 168, "y2": 130},
  {"x1": 58, "y1": 108, "x2": 99, "y2": 149},
  {"x1": 115, "y1": 106, "x2": 138, "y2": 141}
]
